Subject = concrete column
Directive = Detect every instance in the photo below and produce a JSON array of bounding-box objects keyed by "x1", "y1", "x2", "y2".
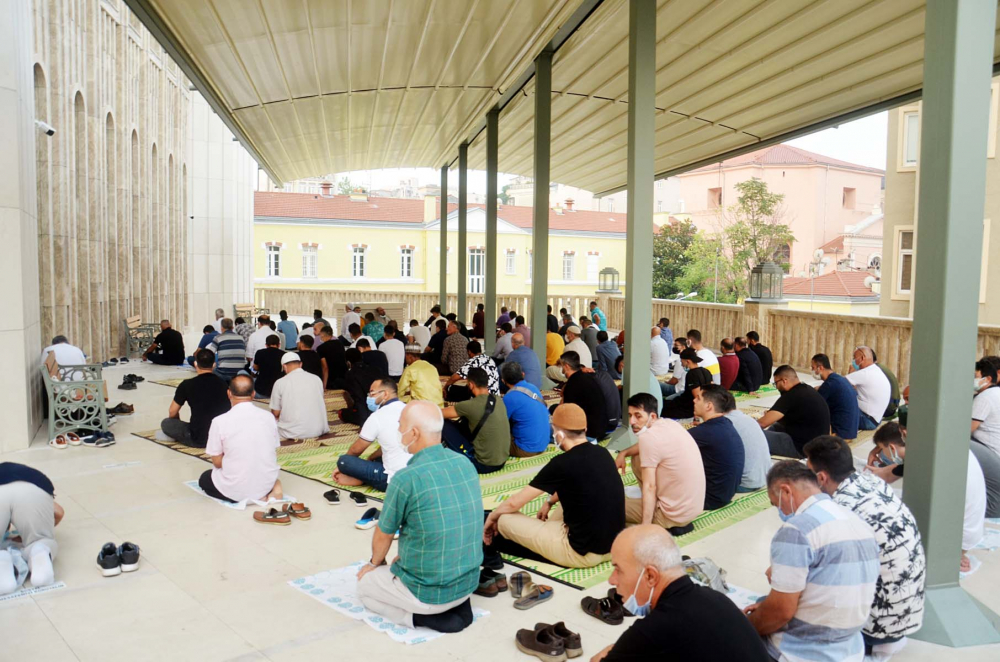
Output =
[
  {"x1": 484, "y1": 109, "x2": 499, "y2": 352},
  {"x1": 531, "y1": 51, "x2": 553, "y2": 380},
  {"x1": 621, "y1": 0, "x2": 656, "y2": 404},
  {"x1": 0, "y1": 0, "x2": 43, "y2": 451},
  {"x1": 457, "y1": 142, "x2": 468, "y2": 320},
  {"x1": 906, "y1": 0, "x2": 1000, "y2": 647},
  {"x1": 439, "y1": 164, "x2": 448, "y2": 308}
]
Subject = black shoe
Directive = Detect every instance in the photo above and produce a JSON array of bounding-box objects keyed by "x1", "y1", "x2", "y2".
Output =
[
  {"x1": 119, "y1": 381, "x2": 137, "y2": 390},
  {"x1": 323, "y1": 489, "x2": 341, "y2": 505},
  {"x1": 349, "y1": 492, "x2": 368, "y2": 507},
  {"x1": 118, "y1": 542, "x2": 140, "y2": 572},
  {"x1": 97, "y1": 542, "x2": 121, "y2": 577},
  {"x1": 119, "y1": 357, "x2": 129, "y2": 363}
]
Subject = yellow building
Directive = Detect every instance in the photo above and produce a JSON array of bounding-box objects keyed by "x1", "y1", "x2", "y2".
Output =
[{"x1": 254, "y1": 192, "x2": 630, "y2": 297}]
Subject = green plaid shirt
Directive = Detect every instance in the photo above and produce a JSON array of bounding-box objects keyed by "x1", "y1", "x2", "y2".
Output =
[{"x1": 379, "y1": 444, "x2": 483, "y2": 604}]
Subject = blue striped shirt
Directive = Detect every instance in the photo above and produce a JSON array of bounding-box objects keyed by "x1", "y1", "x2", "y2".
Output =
[
  {"x1": 208, "y1": 331, "x2": 247, "y2": 378},
  {"x1": 766, "y1": 493, "x2": 879, "y2": 662}
]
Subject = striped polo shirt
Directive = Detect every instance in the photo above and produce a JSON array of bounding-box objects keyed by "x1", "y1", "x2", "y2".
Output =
[
  {"x1": 696, "y1": 348, "x2": 722, "y2": 385},
  {"x1": 766, "y1": 493, "x2": 879, "y2": 662},
  {"x1": 208, "y1": 331, "x2": 247, "y2": 378}
]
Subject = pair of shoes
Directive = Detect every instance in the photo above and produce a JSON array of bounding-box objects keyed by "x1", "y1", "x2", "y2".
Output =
[
  {"x1": 513, "y1": 577, "x2": 554, "y2": 610},
  {"x1": 580, "y1": 588, "x2": 629, "y2": 625},
  {"x1": 49, "y1": 435, "x2": 69, "y2": 449},
  {"x1": 81, "y1": 431, "x2": 116, "y2": 448},
  {"x1": 349, "y1": 492, "x2": 368, "y2": 507},
  {"x1": 323, "y1": 489, "x2": 341, "y2": 505},
  {"x1": 515, "y1": 622, "x2": 582, "y2": 661},
  {"x1": 97, "y1": 542, "x2": 140, "y2": 577},
  {"x1": 355, "y1": 507, "x2": 380, "y2": 530},
  {"x1": 118, "y1": 357, "x2": 129, "y2": 363},
  {"x1": 125, "y1": 374, "x2": 144, "y2": 383},
  {"x1": 475, "y1": 568, "x2": 509, "y2": 597},
  {"x1": 109, "y1": 402, "x2": 134, "y2": 415},
  {"x1": 252, "y1": 503, "x2": 311, "y2": 525}
]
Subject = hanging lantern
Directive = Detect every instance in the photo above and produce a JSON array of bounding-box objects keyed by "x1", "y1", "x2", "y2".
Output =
[
  {"x1": 598, "y1": 267, "x2": 621, "y2": 293},
  {"x1": 748, "y1": 261, "x2": 784, "y2": 302}
]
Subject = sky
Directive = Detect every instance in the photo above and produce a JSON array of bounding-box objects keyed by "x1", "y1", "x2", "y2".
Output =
[{"x1": 328, "y1": 111, "x2": 889, "y2": 197}]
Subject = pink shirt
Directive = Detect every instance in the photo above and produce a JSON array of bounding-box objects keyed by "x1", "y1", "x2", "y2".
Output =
[
  {"x1": 206, "y1": 401, "x2": 280, "y2": 502},
  {"x1": 638, "y1": 418, "x2": 706, "y2": 524}
]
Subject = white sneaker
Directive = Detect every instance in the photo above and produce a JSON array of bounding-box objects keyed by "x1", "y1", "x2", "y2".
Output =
[{"x1": 28, "y1": 545, "x2": 54, "y2": 587}]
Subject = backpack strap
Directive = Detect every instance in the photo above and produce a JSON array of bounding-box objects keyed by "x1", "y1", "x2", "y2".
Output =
[
  {"x1": 470, "y1": 393, "x2": 497, "y2": 440},
  {"x1": 509, "y1": 385, "x2": 541, "y2": 401}
]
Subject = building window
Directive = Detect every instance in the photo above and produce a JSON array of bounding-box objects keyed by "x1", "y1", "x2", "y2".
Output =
[
  {"x1": 656, "y1": 200, "x2": 663, "y2": 212},
  {"x1": 897, "y1": 230, "x2": 914, "y2": 293},
  {"x1": 562, "y1": 252, "x2": 575, "y2": 280},
  {"x1": 902, "y1": 110, "x2": 920, "y2": 167},
  {"x1": 842, "y1": 187, "x2": 856, "y2": 210},
  {"x1": 708, "y1": 187, "x2": 722, "y2": 209},
  {"x1": 301, "y1": 246, "x2": 317, "y2": 278},
  {"x1": 352, "y1": 246, "x2": 366, "y2": 278},
  {"x1": 469, "y1": 248, "x2": 485, "y2": 294},
  {"x1": 587, "y1": 254, "x2": 599, "y2": 282},
  {"x1": 505, "y1": 250, "x2": 516, "y2": 275},
  {"x1": 400, "y1": 247, "x2": 413, "y2": 278},
  {"x1": 267, "y1": 245, "x2": 280, "y2": 277}
]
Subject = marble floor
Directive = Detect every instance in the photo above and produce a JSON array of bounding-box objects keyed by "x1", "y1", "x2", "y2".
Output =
[{"x1": 3, "y1": 358, "x2": 999, "y2": 661}]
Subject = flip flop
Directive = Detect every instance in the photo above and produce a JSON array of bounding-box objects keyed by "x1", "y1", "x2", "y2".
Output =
[
  {"x1": 514, "y1": 582, "x2": 554, "y2": 610},
  {"x1": 510, "y1": 571, "x2": 531, "y2": 598},
  {"x1": 253, "y1": 508, "x2": 291, "y2": 525},
  {"x1": 66, "y1": 432, "x2": 82, "y2": 446},
  {"x1": 49, "y1": 435, "x2": 68, "y2": 450},
  {"x1": 283, "y1": 503, "x2": 311, "y2": 520}
]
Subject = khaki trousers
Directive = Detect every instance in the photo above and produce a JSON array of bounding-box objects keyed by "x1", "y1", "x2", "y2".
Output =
[
  {"x1": 357, "y1": 565, "x2": 470, "y2": 628},
  {"x1": 496, "y1": 508, "x2": 610, "y2": 568},
  {"x1": 509, "y1": 440, "x2": 543, "y2": 458},
  {"x1": 623, "y1": 452, "x2": 684, "y2": 528},
  {"x1": 544, "y1": 366, "x2": 568, "y2": 383}
]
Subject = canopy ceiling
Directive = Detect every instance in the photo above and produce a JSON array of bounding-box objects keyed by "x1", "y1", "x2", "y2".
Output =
[{"x1": 128, "y1": 0, "x2": 1000, "y2": 193}]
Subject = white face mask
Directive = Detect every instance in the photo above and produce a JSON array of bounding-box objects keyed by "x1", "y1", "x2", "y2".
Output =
[
  {"x1": 975, "y1": 377, "x2": 989, "y2": 393},
  {"x1": 811, "y1": 370, "x2": 823, "y2": 380},
  {"x1": 400, "y1": 428, "x2": 417, "y2": 454}
]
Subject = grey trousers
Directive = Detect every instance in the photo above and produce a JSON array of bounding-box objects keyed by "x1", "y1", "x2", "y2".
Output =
[
  {"x1": 357, "y1": 565, "x2": 470, "y2": 628},
  {"x1": 764, "y1": 424, "x2": 803, "y2": 459},
  {"x1": 971, "y1": 440, "x2": 1000, "y2": 518},
  {"x1": 160, "y1": 418, "x2": 193, "y2": 445},
  {"x1": 0, "y1": 482, "x2": 58, "y2": 559}
]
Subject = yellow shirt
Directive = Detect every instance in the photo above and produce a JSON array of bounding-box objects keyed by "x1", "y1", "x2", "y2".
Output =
[
  {"x1": 398, "y1": 359, "x2": 444, "y2": 406},
  {"x1": 546, "y1": 332, "x2": 565, "y2": 366}
]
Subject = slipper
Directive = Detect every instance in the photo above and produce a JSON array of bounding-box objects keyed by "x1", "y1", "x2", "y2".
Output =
[
  {"x1": 510, "y1": 571, "x2": 531, "y2": 598},
  {"x1": 581, "y1": 594, "x2": 624, "y2": 625},
  {"x1": 49, "y1": 435, "x2": 68, "y2": 450},
  {"x1": 355, "y1": 507, "x2": 380, "y2": 530},
  {"x1": 349, "y1": 491, "x2": 368, "y2": 507},
  {"x1": 66, "y1": 432, "x2": 82, "y2": 446},
  {"x1": 283, "y1": 503, "x2": 311, "y2": 520},
  {"x1": 514, "y1": 582, "x2": 554, "y2": 610},
  {"x1": 253, "y1": 508, "x2": 291, "y2": 525}
]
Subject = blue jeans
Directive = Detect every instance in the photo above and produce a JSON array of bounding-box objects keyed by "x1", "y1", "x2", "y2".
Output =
[
  {"x1": 441, "y1": 421, "x2": 505, "y2": 474},
  {"x1": 337, "y1": 455, "x2": 388, "y2": 492},
  {"x1": 660, "y1": 382, "x2": 676, "y2": 398},
  {"x1": 859, "y1": 413, "x2": 879, "y2": 430}
]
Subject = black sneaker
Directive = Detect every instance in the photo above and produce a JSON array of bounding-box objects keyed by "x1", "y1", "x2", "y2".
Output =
[
  {"x1": 118, "y1": 380, "x2": 137, "y2": 391},
  {"x1": 97, "y1": 542, "x2": 121, "y2": 577},
  {"x1": 349, "y1": 492, "x2": 368, "y2": 507},
  {"x1": 323, "y1": 489, "x2": 341, "y2": 505},
  {"x1": 118, "y1": 542, "x2": 140, "y2": 572}
]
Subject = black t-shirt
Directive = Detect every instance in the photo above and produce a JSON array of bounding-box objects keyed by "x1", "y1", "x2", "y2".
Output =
[
  {"x1": 687, "y1": 417, "x2": 745, "y2": 510},
  {"x1": 562, "y1": 371, "x2": 610, "y2": 440},
  {"x1": 750, "y1": 343, "x2": 773, "y2": 381},
  {"x1": 344, "y1": 363, "x2": 382, "y2": 425},
  {"x1": 298, "y1": 350, "x2": 323, "y2": 380},
  {"x1": 594, "y1": 370, "x2": 622, "y2": 432},
  {"x1": 361, "y1": 350, "x2": 389, "y2": 376},
  {"x1": 173, "y1": 373, "x2": 231, "y2": 446},
  {"x1": 154, "y1": 328, "x2": 186, "y2": 364},
  {"x1": 771, "y1": 383, "x2": 832, "y2": 454},
  {"x1": 316, "y1": 340, "x2": 348, "y2": 388},
  {"x1": 605, "y1": 576, "x2": 770, "y2": 662},
  {"x1": 529, "y1": 442, "x2": 625, "y2": 555},
  {"x1": 426, "y1": 330, "x2": 447, "y2": 364},
  {"x1": 734, "y1": 348, "x2": 763, "y2": 392},
  {"x1": 253, "y1": 347, "x2": 286, "y2": 397},
  {"x1": 547, "y1": 314, "x2": 559, "y2": 334},
  {"x1": 0, "y1": 462, "x2": 55, "y2": 495}
]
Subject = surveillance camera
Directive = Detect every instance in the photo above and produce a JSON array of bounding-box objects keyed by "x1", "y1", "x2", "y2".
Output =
[{"x1": 35, "y1": 120, "x2": 56, "y2": 136}]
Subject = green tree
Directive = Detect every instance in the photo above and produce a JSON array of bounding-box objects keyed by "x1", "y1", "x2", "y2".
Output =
[
  {"x1": 336, "y1": 177, "x2": 366, "y2": 195},
  {"x1": 676, "y1": 235, "x2": 744, "y2": 303},
  {"x1": 651, "y1": 219, "x2": 697, "y2": 298},
  {"x1": 499, "y1": 183, "x2": 511, "y2": 205}
]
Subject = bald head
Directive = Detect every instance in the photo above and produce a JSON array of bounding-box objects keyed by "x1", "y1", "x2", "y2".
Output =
[
  {"x1": 511, "y1": 333, "x2": 525, "y2": 349},
  {"x1": 610, "y1": 525, "x2": 684, "y2": 607},
  {"x1": 399, "y1": 401, "x2": 444, "y2": 454},
  {"x1": 650, "y1": 326, "x2": 660, "y2": 339}
]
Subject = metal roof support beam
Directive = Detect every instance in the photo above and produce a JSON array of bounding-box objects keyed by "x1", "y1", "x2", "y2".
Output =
[
  {"x1": 907, "y1": 0, "x2": 1000, "y2": 647},
  {"x1": 458, "y1": 143, "x2": 469, "y2": 320},
  {"x1": 484, "y1": 109, "x2": 499, "y2": 353},
  {"x1": 622, "y1": 0, "x2": 655, "y2": 405},
  {"x1": 439, "y1": 165, "x2": 449, "y2": 308},
  {"x1": 532, "y1": 50, "x2": 553, "y2": 383}
]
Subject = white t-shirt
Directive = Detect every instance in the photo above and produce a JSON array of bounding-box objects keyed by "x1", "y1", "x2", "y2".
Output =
[
  {"x1": 206, "y1": 402, "x2": 280, "y2": 502},
  {"x1": 408, "y1": 325, "x2": 431, "y2": 350},
  {"x1": 350, "y1": 335, "x2": 376, "y2": 350},
  {"x1": 972, "y1": 386, "x2": 1000, "y2": 454},
  {"x1": 650, "y1": 336, "x2": 671, "y2": 376},
  {"x1": 212, "y1": 319, "x2": 223, "y2": 334},
  {"x1": 341, "y1": 311, "x2": 362, "y2": 337},
  {"x1": 40, "y1": 343, "x2": 87, "y2": 368},
  {"x1": 845, "y1": 364, "x2": 891, "y2": 421},
  {"x1": 245, "y1": 326, "x2": 273, "y2": 359},
  {"x1": 696, "y1": 348, "x2": 721, "y2": 385},
  {"x1": 564, "y1": 338, "x2": 592, "y2": 370},
  {"x1": 380, "y1": 338, "x2": 406, "y2": 377},
  {"x1": 359, "y1": 400, "x2": 411, "y2": 481},
  {"x1": 270, "y1": 368, "x2": 330, "y2": 440},
  {"x1": 672, "y1": 354, "x2": 687, "y2": 394},
  {"x1": 965, "y1": 450, "x2": 987, "y2": 549}
]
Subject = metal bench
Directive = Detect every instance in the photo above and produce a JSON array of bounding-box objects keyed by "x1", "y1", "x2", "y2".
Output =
[
  {"x1": 40, "y1": 356, "x2": 108, "y2": 441},
  {"x1": 122, "y1": 314, "x2": 158, "y2": 357}
]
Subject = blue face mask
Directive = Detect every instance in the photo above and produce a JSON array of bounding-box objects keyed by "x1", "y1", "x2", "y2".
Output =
[
  {"x1": 777, "y1": 491, "x2": 794, "y2": 523},
  {"x1": 683, "y1": 366, "x2": 690, "y2": 373},
  {"x1": 851, "y1": 360, "x2": 860, "y2": 371},
  {"x1": 623, "y1": 572, "x2": 653, "y2": 618},
  {"x1": 365, "y1": 396, "x2": 380, "y2": 412},
  {"x1": 878, "y1": 446, "x2": 902, "y2": 466}
]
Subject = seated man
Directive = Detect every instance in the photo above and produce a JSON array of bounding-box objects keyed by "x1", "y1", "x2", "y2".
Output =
[
  {"x1": 580, "y1": 317, "x2": 600, "y2": 366},
  {"x1": 845, "y1": 346, "x2": 891, "y2": 431},
  {"x1": 660, "y1": 337, "x2": 689, "y2": 399},
  {"x1": 443, "y1": 340, "x2": 500, "y2": 402},
  {"x1": 244, "y1": 315, "x2": 273, "y2": 362},
  {"x1": 362, "y1": 312, "x2": 384, "y2": 344},
  {"x1": 507, "y1": 333, "x2": 542, "y2": 390},
  {"x1": 661, "y1": 352, "x2": 714, "y2": 420},
  {"x1": 142, "y1": 320, "x2": 186, "y2": 365},
  {"x1": 270, "y1": 353, "x2": 330, "y2": 440},
  {"x1": 616, "y1": 393, "x2": 705, "y2": 529},
  {"x1": 39, "y1": 335, "x2": 86, "y2": 368},
  {"x1": 501, "y1": 362, "x2": 551, "y2": 458},
  {"x1": 356, "y1": 338, "x2": 389, "y2": 376},
  {"x1": 161, "y1": 349, "x2": 231, "y2": 447},
  {"x1": 356, "y1": 402, "x2": 481, "y2": 631},
  {"x1": 483, "y1": 404, "x2": 625, "y2": 569},
  {"x1": 0, "y1": 463, "x2": 62, "y2": 593},
  {"x1": 347, "y1": 323, "x2": 376, "y2": 350},
  {"x1": 399, "y1": 343, "x2": 444, "y2": 405},
  {"x1": 756, "y1": 365, "x2": 831, "y2": 459},
  {"x1": 512, "y1": 315, "x2": 531, "y2": 348},
  {"x1": 591, "y1": 526, "x2": 769, "y2": 662},
  {"x1": 379, "y1": 325, "x2": 405, "y2": 378},
  {"x1": 234, "y1": 317, "x2": 254, "y2": 342},
  {"x1": 295, "y1": 335, "x2": 324, "y2": 380},
  {"x1": 316, "y1": 325, "x2": 348, "y2": 390},
  {"x1": 746, "y1": 331, "x2": 773, "y2": 382},
  {"x1": 650, "y1": 326, "x2": 671, "y2": 376},
  {"x1": 208, "y1": 318, "x2": 247, "y2": 381},
  {"x1": 546, "y1": 326, "x2": 592, "y2": 383},
  {"x1": 718, "y1": 337, "x2": 739, "y2": 389},
  {"x1": 186, "y1": 325, "x2": 219, "y2": 366},
  {"x1": 441, "y1": 368, "x2": 510, "y2": 474},
  {"x1": 333, "y1": 379, "x2": 409, "y2": 492},
  {"x1": 595, "y1": 330, "x2": 621, "y2": 379},
  {"x1": 971, "y1": 357, "x2": 1000, "y2": 518},
  {"x1": 407, "y1": 318, "x2": 431, "y2": 350},
  {"x1": 553, "y1": 351, "x2": 608, "y2": 441},
  {"x1": 686, "y1": 329, "x2": 720, "y2": 385},
  {"x1": 689, "y1": 385, "x2": 745, "y2": 509},
  {"x1": 472, "y1": 303, "x2": 486, "y2": 339},
  {"x1": 545, "y1": 327, "x2": 565, "y2": 368},
  {"x1": 251, "y1": 334, "x2": 285, "y2": 398},
  {"x1": 804, "y1": 436, "x2": 925, "y2": 658},
  {"x1": 872, "y1": 349, "x2": 900, "y2": 419},
  {"x1": 277, "y1": 310, "x2": 298, "y2": 350},
  {"x1": 745, "y1": 461, "x2": 879, "y2": 662},
  {"x1": 731, "y1": 336, "x2": 763, "y2": 393},
  {"x1": 719, "y1": 391, "x2": 770, "y2": 492},
  {"x1": 199, "y1": 375, "x2": 282, "y2": 503},
  {"x1": 811, "y1": 353, "x2": 860, "y2": 441},
  {"x1": 440, "y1": 321, "x2": 470, "y2": 377},
  {"x1": 492, "y1": 323, "x2": 515, "y2": 364},
  {"x1": 340, "y1": 348, "x2": 383, "y2": 426},
  {"x1": 422, "y1": 318, "x2": 448, "y2": 366}
]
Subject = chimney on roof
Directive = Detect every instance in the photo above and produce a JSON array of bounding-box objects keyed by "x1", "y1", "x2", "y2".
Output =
[
  {"x1": 565, "y1": 198, "x2": 574, "y2": 211},
  {"x1": 424, "y1": 195, "x2": 438, "y2": 223},
  {"x1": 320, "y1": 181, "x2": 333, "y2": 197}
]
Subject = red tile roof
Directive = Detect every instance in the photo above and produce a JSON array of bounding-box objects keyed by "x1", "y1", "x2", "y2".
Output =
[
  {"x1": 254, "y1": 191, "x2": 630, "y2": 234},
  {"x1": 820, "y1": 235, "x2": 845, "y2": 253},
  {"x1": 783, "y1": 271, "x2": 877, "y2": 298},
  {"x1": 687, "y1": 144, "x2": 885, "y2": 175}
]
